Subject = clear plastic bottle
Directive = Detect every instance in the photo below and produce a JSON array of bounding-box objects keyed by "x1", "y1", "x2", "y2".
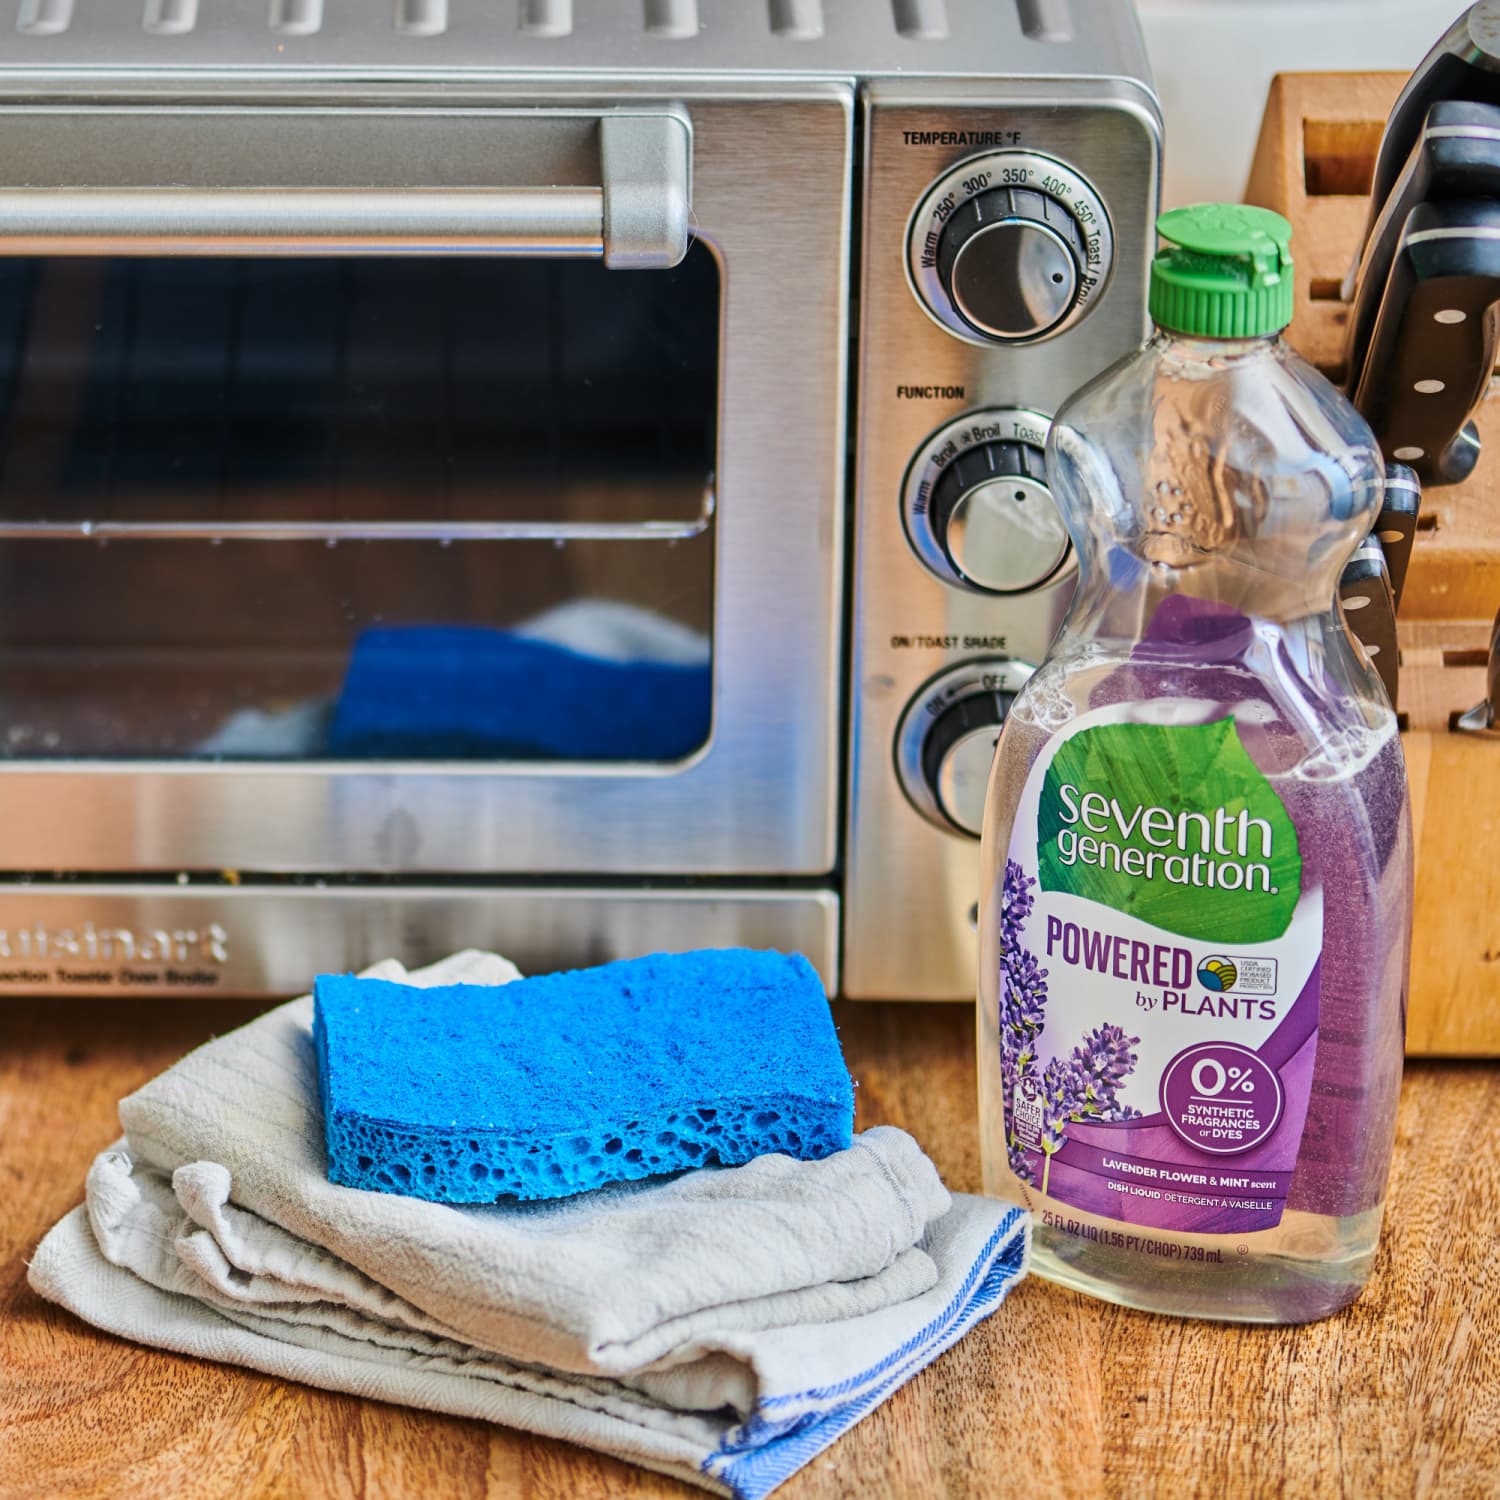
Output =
[{"x1": 977, "y1": 205, "x2": 1412, "y2": 1323}]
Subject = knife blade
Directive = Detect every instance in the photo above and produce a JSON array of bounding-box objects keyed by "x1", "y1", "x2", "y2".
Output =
[
  {"x1": 1343, "y1": 99, "x2": 1500, "y2": 393},
  {"x1": 1355, "y1": 1, "x2": 1500, "y2": 263},
  {"x1": 1451, "y1": 605, "x2": 1500, "y2": 733},
  {"x1": 1348, "y1": 197, "x2": 1500, "y2": 486},
  {"x1": 1373, "y1": 461, "x2": 1422, "y2": 612},
  {"x1": 1340, "y1": 535, "x2": 1400, "y2": 706}
]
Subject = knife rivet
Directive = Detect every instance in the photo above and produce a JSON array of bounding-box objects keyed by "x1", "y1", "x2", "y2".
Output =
[
  {"x1": 1413, "y1": 379, "x2": 1446, "y2": 394},
  {"x1": 1433, "y1": 309, "x2": 1467, "y2": 324},
  {"x1": 1394, "y1": 446, "x2": 1424, "y2": 461}
]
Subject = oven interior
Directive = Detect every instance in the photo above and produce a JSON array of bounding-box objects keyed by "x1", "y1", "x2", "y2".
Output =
[{"x1": 0, "y1": 245, "x2": 720, "y2": 765}]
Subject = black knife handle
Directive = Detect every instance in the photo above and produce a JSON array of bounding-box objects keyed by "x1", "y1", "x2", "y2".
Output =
[
  {"x1": 1344, "y1": 99, "x2": 1500, "y2": 394},
  {"x1": 1443, "y1": 420, "x2": 1484, "y2": 486},
  {"x1": 1350, "y1": 199, "x2": 1500, "y2": 485},
  {"x1": 1339, "y1": 537, "x2": 1400, "y2": 706},
  {"x1": 1374, "y1": 462, "x2": 1421, "y2": 612},
  {"x1": 1362, "y1": 3, "x2": 1500, "y2": 242}
]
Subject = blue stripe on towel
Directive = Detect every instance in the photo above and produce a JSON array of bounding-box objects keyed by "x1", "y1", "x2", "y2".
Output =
[{"x1": 701, "y1": 1204, "x2": 1031, "y2": 1500}]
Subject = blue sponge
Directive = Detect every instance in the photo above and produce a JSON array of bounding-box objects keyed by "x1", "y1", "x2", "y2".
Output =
[
  {"x1": 312, "y1": 949, "x2": 853, "y2": 1203},
  {"x1": 327, "y1": 626, "x2": 711, "y2": 762}
]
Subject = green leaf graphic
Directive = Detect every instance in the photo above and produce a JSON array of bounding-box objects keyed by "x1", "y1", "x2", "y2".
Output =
[{"x1": 1037, "y1": 718, "x2": 1300, "y2": 943}]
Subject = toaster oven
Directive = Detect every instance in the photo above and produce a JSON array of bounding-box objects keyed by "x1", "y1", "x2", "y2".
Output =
[{"x1": 0, "y1": 0, "x2": 1160, "y2": 1000}]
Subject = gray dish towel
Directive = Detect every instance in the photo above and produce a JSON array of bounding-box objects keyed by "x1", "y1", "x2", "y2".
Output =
[{"x1": 28, "y1": 951, "x2": 1030, "y2": 1499}]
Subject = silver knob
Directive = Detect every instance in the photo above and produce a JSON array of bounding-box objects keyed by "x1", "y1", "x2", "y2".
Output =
[
  {"x1": 907, "y1": 151, "x2": 1113, "y2": 346},
  {"x1": 922, "y1": 692, "x2": 1015, "y2": 836},
  {"x1": 903, "y1": 409, "x2": 1075, "y2": 596},
  {"x1": 895, "y1": 659, "x2": 1036, "y2": 838},
  {"x1": 925, "y1": 434, "x2": 1071, "y2": 594},
  {"x1": 937, "y1": 189, "x2": 1085, "y2": 342},
  {"x1": 948, "y1": 476, "x2": 1069, "y2": 591}
]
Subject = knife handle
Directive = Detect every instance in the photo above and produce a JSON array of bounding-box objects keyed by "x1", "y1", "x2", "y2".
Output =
[
  {"x1": 1362, "y1": 3, "x2": 1500, "y2": 235},
  {"x1": 1349, "y1": 203, "x2": 1500, "y2": 486},
  {"x1": 1442, "y1": 420, "x2": 1484, "y2": 486},
  {"x1": 1343, "y1": 100, "x2": 1500, "y2": 396},
  {"x1": 1340, "y1": 537, "x2": 1400, "y2": 707},
  {"x1": 1375, "y1": 462, "x2": 1422, "y2": 612}
]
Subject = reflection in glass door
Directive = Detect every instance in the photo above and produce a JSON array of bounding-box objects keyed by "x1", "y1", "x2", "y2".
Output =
[{"x1": 0, "y1": 244, "x2": 720, "y2": 763}]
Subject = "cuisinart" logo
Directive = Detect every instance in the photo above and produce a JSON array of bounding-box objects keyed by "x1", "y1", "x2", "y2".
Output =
[{"x1": 0, "y1": 921, "x2": 229, "y2": 964}]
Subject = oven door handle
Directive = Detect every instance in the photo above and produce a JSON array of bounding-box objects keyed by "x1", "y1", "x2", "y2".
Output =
[{"x1": 0, "y1": 112, "x2": 692, "y2": 269}]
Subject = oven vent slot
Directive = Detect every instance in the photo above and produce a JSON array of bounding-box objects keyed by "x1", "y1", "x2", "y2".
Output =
[
  {"x1": 269, "y1": 0, "x2": 322, "y2": 36},
  {"x1": 768, "y1": 0, "x2": 822, "y2": 41},
  {"x1": 142, "y1": 0, "x2": 197, "y2": 35},
  {"x1": 892, "y1": 0, "x2": 948, "y2": 41},
  {"x1": 15, "y1": 0, "x2": 71, "y2": 34},
  {"x1": 519, "y1": 0, "x2": 571, "y2": 38},
  {"x1": 643, "y1": 0, "x2": 698, "y2": 40},
  {"x1": 394, "y1": 0, "x2": 447, "y2": 37},
  {"x1": 1016, "y1": 0, "x2": 1072, "y2": 44}
]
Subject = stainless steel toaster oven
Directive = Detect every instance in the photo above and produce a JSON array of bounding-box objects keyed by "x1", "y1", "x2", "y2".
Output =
[{"x1": 0, "y1": 0, "x2": 1159, "y2": 1000}]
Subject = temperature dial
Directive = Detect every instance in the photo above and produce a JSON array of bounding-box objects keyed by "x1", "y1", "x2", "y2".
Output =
[
  {"x1": 903, "y1": 408, "x2": 1074, "y2": 595},
  {"x1": 896, "y1": 659, "x2": 1034, "y2": 838},
  {"x1": 907, "y1": 151, "x2": 1113, "y2": 346},
  {"x1": 936, "y1": 188, "x2": 1087, "y2": 341}
]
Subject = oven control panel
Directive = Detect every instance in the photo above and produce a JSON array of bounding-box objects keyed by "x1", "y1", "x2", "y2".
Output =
[{"x1": 844, "y1": 81, "x2": 1161, "y2": 1000}]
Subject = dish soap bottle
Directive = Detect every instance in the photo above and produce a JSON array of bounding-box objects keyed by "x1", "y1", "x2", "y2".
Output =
[{"x1": 977, "y1": 204, "x2": 1412, "y2": 1323}]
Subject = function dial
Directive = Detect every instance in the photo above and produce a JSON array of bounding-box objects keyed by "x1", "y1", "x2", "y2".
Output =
[
  {"x1": 902, "y1": 408, "x2": 1075, "y2": 595},
  {"x1": 896, "y1": 659, "x2": 1035, "y2": 838},
  {"x1": 907, "y1": 151, "x2": 1113, "y2": 346}
]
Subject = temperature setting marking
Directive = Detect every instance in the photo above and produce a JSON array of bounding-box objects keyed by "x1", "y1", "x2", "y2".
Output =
[{"x1": 906, "y1": 150, "x2": 1114, "y2": 345}]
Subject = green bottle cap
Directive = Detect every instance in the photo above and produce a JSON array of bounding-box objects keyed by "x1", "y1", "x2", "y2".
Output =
[{"x1": 1148, "y1": 203, "x2": 1294, "y2": 338}]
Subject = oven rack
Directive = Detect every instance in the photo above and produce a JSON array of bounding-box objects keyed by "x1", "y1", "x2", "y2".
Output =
[{"x1": 0, "y1": 478, "x2": 714, "y2": 543}]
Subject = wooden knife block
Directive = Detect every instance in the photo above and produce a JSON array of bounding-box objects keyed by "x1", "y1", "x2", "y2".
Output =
[{"x1": 1245, "y1": 72, "x2": 1500, "y2": 1055}]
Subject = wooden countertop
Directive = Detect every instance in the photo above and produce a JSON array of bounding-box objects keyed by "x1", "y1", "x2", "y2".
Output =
[{"x1": 1, "y1": 996, "x2": 1495, "y2": 1498}]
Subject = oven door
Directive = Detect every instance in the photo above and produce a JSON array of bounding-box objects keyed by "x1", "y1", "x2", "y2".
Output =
[{"x1": 0, "y1": 91, "x2": 851, "y2": 878}]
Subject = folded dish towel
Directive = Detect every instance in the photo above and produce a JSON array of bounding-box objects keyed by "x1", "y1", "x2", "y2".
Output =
[{"x1": 28, "y1": 951, "x2": 1030, "y2": 1499}]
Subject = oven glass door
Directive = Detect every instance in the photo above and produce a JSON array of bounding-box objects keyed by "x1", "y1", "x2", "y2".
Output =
[
  {"x1": 0, "y1": 95, "x2": 850, "y2": 877},
  {"x1": 0, "y1": 248, "x2": 718, "y2": 766}
]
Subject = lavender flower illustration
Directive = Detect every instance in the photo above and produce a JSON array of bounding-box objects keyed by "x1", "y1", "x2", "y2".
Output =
[
  {"x1": 998, "y1": 860, "x2": 1048, "y2": 1183},
  {"x1": 998, "y1": 858, "x2": 1142, "y2": 1193},
  {"x1": 1038, "y1": 1023, "x2": 1142, "y2": 1194}
]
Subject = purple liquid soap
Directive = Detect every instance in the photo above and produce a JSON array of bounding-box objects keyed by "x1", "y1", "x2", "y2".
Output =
[{"x1": 977, "y1": 207, "x2": 1411, "y2": 1323}]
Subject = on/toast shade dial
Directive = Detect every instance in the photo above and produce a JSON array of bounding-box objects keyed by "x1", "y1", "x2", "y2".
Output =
[
  {"x1": 894, "y1": 658, "x2": 1034, "y2": 838},
  {"x1": 901, "y1": 407, "x2": 1074, "y2": 595},
  {"x1": 921, "y1": 687, "x2": 1017, "y2": 836},
  {"x1": 907, "y1": 150, "x2": 1114, "y2": 346}
]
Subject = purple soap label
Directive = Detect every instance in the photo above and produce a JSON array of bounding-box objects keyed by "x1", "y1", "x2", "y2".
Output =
[{"x1": 1000, "y1": 706, "x2": 1319, "y2": 1236}]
